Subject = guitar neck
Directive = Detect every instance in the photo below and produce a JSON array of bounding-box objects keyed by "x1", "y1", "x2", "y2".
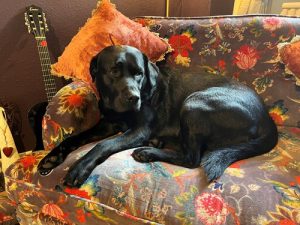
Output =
[{"x1": 36, "y1": 37, "x2": 56, "y2": 102}]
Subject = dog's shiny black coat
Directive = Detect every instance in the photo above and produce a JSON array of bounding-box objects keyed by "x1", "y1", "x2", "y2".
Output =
[{"x1": 38, "y1": 45, "x2": 278, "y2": 187}]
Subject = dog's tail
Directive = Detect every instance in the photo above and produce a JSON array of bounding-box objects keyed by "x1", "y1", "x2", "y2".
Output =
[{"x1": 201, "y1": 119, "x2": 278, "y2": 182}]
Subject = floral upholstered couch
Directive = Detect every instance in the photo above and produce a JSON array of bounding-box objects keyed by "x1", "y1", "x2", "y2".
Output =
[
  {"x1": 2, "y1": 15, "x2": 300, "y2": 225},
  {"x1": 0, "y1": 164, "x2": 17, "y2": 225}
]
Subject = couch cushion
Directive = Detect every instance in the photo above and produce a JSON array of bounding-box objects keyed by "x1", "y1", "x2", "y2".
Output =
[
  {"x1": 0, "y1": 191, "x2": 17, "y2": 225},
  {"x1": 135, "y1": 16, "x2": 300, "y2": 128},
  {"x1": 5, "y1": 126, "x2": 300, "y2": 225}
]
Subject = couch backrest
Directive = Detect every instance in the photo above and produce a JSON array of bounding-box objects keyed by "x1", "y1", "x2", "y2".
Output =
[{"x1": 135, "y1": 15, "x2": 300, "y2": 128}]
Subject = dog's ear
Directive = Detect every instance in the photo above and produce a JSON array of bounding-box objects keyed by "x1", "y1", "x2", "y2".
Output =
[
  {"x1": 89, "y1": 55, "x2": 99, "y2": 82},
  {"x1": 143, "y1": 54, "x2": 159, "y2": 98}
]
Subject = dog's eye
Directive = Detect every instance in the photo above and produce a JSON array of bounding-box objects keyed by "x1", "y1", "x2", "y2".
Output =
[
  {"x1": 135, "y1": 71, "x2": 143, "y2": 77},
  {"x1": 111, "y1": 67, "x2": 118, "y2": 73},
  {"x1": 111, "y1": 67, "x2": 120, "y2": 77}
]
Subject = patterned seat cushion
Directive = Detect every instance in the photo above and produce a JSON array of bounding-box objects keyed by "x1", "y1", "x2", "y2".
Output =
[
  {"x1": 0, "y1": 161, "x2": 17, "y2": 225},
  {"x1": 0, "y1": 191, "x2": 17, "y2": 225},
  {"x1": 4, "y1": 126, "x2": 300, "y2": 225}
]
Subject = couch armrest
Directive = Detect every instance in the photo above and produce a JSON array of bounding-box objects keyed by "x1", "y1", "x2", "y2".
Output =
[{"x1": 42, "y1": 81, "x2": 101, "y2": 151}]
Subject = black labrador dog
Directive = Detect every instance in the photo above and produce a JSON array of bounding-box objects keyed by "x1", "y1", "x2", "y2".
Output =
[{"x1": 38, "y1": 45, "x2": 278, "y2": 187}]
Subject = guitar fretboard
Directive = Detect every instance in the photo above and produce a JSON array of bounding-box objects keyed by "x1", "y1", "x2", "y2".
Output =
[{"x1": 36, "y1": 37, "x2": 56, "y2": 102}]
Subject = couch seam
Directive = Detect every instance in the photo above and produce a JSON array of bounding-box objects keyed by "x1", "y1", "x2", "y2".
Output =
[
  {"x1": 4, "y1": 151, "x2": 182, "y2": 210},
  {"x1": 135, "y1": 14, "x2": 300, "y2": 20},
  {"x1": 5, "y1": 175, "x2": 163, "y2": 225}
]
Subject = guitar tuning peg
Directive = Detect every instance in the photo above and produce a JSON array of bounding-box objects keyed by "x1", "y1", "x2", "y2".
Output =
[
  {"x1": 43, "y1": 13, "x2": 49, "y2": 31},
  {"x1": 24, "y1": 15, "x2": 31, "y2": 33},
  {"x1": 43, "y1": 13, "x2": 47, "y2": 22}
]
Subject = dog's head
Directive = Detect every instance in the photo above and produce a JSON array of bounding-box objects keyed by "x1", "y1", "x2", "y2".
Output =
[{"x1": 90, "y1": 45, "x2": 159, "y2": 113}]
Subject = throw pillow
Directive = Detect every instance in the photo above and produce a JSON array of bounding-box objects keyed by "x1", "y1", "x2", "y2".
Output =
[
  {"x1": 278, "y1": 35, "x2": 300, "y2": 86},
  {"x1": 51, "y1": 0, "x2": 170, "y2": 85}
]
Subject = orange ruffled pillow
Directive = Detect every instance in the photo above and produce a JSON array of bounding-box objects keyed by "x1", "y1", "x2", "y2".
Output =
[
  {"x1": 279, "y1": 36, "x2": 300, "y2": 86},
  {"x1": 51, "y1": 0, "x2": 169, "y2": 85},
  {"x1": 280, "y1": 40, "x2": 300, "y2": 72}
]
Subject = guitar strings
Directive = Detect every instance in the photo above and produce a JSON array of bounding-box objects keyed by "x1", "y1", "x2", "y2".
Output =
[
  {"x1": 35, "y1": 24, "x2": 57, "y2": 102},
  {"x1": 32, "y1": 17, "x2": 57, "y2": 99},
  {"x1": 36, "y1": 40, "x2": 56, "y2": 102}
]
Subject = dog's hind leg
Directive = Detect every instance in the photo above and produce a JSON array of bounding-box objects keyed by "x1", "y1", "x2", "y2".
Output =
[
  {"x1": 200, "y1": 118, "x2": 278, "y2": 182},
  {"x1": 132, "y1": 106, "x2": 210, "y2": 169}
]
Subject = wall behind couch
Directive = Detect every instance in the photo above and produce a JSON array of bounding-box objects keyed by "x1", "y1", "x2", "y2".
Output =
[{"x1": 0, "y1": 0, "x2": 233, "y2": 151}]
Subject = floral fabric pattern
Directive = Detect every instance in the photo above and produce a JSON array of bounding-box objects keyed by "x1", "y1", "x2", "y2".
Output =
[
  {"x1": 168, "y1": 26, "x2": 197, "y2": 67},
  {"x1": 42, "y1": 81, "x2": 100, "y2": 151},
  {"x1": 136, "y1": 15, "x2": 300, "y2": 128},
  {"x1": 233, "y1": 45, "x2": 260, "y2": 70},
  {"x1": 194, "y1": 193, "x2": 229, "y2": 225},
  {"x1": 2, "y1": 15, "x2": 300, "y2": 225},
  {"x1": 4, "y1": 127, "x2": 300, "y2": 225},
  {"x1": 0, "y1": 191, "x2": 17, "y2": 225},
  {"x1": 0, "y1": 162, "x2": 18, "y2": 225}
]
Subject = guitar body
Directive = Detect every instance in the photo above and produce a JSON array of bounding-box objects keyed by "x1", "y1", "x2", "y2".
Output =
[
  {"x1": 28, "y1": 102, "x2": 47, "y2": 150},
  {"x1": 25, "y1": 5, "x2": 57, "y2": 151}
]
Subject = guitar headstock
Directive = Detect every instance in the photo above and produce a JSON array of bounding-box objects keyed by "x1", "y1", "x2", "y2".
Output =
[{"x1": 24, "y1": 5, "x2": 48, "y2": 39}]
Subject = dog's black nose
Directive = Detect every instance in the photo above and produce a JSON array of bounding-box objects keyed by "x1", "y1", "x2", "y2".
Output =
[{"x1": 127, "y1": 95, "x2": 139, "y2": 104}]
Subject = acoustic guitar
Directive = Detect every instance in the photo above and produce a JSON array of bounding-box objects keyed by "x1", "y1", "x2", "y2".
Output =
[{"x1": 25, "y1": 5, "x2": 57, "y2": 150}]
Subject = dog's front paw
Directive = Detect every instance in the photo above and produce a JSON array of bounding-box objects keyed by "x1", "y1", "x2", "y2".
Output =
[
  {"x1": 38, "y1": 145, "x2": 67, "y2": 176},
  {"x1": 63, "y1": 156, "x2": 97, "y2": 188},
  {"x1": 132, "y1": 147, "x2": 156, "y2": 163}
]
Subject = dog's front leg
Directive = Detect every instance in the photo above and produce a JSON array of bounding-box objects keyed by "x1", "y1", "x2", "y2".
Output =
[{"x1": 63, "y1": 126, "x2": 151, "y2": 187}]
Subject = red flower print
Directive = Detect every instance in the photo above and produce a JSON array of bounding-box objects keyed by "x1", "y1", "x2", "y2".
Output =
[
  {"x1": 135, "y1": 18, "x2": 147, "y2": 27},
  {"x1": 41, "y1": 203, "x2": 66, "y2": 222},
  {"x1": 268, "y1": 100, "x2": 289, "y2": 125},
  {"x1": 269, "y1": 112, "x2": 284, "y2": 125},
  {"x1": 195, "y1": 193, "x2": 229, "y2": 225},
  {"x1": 263, "y1": 18, "x2": 282, "y2": 32},
  {"x1": 290, "y1": 126, "x2": 300, "y2": 135},
  {"x1": 0, "y1": 212, "x2": 11, "y2": 222},
  {"x1": 20, "y1": 155, "x2": 37, "y2": 169},
  {"x1": 279, "y1": 218, "x2": 296, "y2": 225},
  {"x1": 65, "y1": 187, "x2": 91, "y2": 200},
  {"x1": 229, "y1": 160, "x2": 246, "y2": 169},
  {"x1": 76, "y1": 209, "x2": 87, "y2": 223},
  {"x1": 218, "y1": 60, "x2": 226, "y2": 70},
  {"x1": 289, "y1": 176, "x2": 300, "y2": 187},
  {"x1": 66, "y1": 93, "x2": 84, "y2": 108},
  {"x1": 42, "y1": 115, "x2": 61, "y2": 136},
  {"x1": 58, "y1": 86, "x2": 90, "y2": 118},
  {"x1": 233, "y1": 45, "x2": 260, "y2": 70},
  {"x1": 296, "y1": 176, "x2": 300, "y2": 185},
  {"x1": 169, "y1": 34, "x2": 193, "y2": 58}
]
